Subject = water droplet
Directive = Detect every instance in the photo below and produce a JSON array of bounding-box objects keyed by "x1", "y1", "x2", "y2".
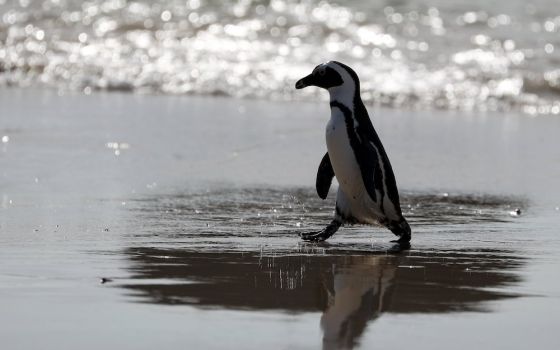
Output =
[{"x1": 1, "y1": 135, "x2": 9, "y2": 143}]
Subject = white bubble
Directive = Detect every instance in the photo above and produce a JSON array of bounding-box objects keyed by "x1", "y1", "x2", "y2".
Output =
[
  {"x1": 390, "y1": 50, "x2": 403, "y2": 60},
  {"x1": 161, "y1": 10, "x2": 172, "y2": 22},
  {"x1": 472, "y1": 34, "x2": 490, "y2": 46},
  {"x1": 496, "y1": 14, "x2": 511, "y2": 25},
  {"x1": 463, "y1": 12, "x2": 477, "y2": 24},
  {"x1": 544, "y1": 21, "x2": 555, "y2": 32},
  {"x1": 276, "y1": 16, "x2": 287, "y2": 27},
  {"x1": 390, "y1": 13, "x2": 403, "y2": 24},
  {"x1": 418, "y1": 42, "x2": 429, "y2": 51},
  {"x1": 1, "y1": 135, "x2": 8, "y2": 143},
  {"x1": 503, "y1": 40, "x2": 515, "y2": 51},
  {"x1": 189, "y1": 0, "x2": 200, "y2": 10},
  {"x1": 428, "y1": 7, "x2": 439, "y2": 17},
  {"x1": 78, "y1": 32, "x2": 88, "y2": 43},
  {"x1": 35, "y1": 30, "x2": 45, "y2": 41}
]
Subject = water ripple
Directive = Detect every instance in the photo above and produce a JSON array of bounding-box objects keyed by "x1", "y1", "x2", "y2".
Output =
[{"x1": 125, "y1": 187, "x2": 527, "y2": 242}]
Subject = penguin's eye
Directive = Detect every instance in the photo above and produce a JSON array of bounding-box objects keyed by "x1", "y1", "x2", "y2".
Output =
[{"x1": 318, "y1": 69, "x2": 326, "y2": 76}]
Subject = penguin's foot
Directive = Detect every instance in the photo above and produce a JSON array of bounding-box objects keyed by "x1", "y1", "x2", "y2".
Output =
[
  {"x1": 387, "y1": 218, "x2": 411, "y2": 245},
  {"x1": 299, "y1": 230, "x2": 330, "y2": 242},
  {"x1": 391, "y1": 234, "x2": 411, "y2": 250},
  {"x1": 390, "y1": 234, "x2": 411, "y2": 244},
  {"x1": 390, "y1": 239, "x2": 410, "y2": 251},
  {"x1": 388, "y1": 242, "x2": 410, "y2": 253},
  {"x1": 299, "y1": 220, "x2": 341, "y2": 242}
]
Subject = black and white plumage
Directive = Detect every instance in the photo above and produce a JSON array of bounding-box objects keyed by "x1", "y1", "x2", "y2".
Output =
[{"x1": 295, "y1": 61, "x2": 411, "y2": 244}]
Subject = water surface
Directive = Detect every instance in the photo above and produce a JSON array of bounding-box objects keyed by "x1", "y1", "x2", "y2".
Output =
[
  {"x1": 1, "y1": 0, "x2": 560, "y2": 113},
  {"x1": 1, "y1": 89, "x2": 559, "y2": 349}
]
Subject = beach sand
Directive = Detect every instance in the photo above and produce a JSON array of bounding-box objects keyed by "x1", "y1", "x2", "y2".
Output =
[{"x1": 1, "y1": 88, "x2": 559, "y2": 349}]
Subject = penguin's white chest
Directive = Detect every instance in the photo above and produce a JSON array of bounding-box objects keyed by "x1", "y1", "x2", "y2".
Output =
[
  {"x1": 325, "y1": 107, "x2": 364, "y2": 199},
  {"x1": 325, "y1": 106, "x2": 383, "y2": 224}
]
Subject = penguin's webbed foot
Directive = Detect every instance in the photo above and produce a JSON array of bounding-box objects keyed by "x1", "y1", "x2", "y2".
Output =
[
  {"x1": 390, "y1": 234, "x2": 411, "y2": 244},
  {"x1": 388, "y1": 241, "x2": 411, "y2": 252},
  {"x1": 389, "y1": 237, "x2": 411, "y2": 250},
  {"x1": 387, "y1": 219, "x2": 411, "y2": 245},
  {"x1": 300, "y1": 230, "x2": 330, "y2": 242},
  {"x1": 299, "y1": 221, "x2": 341, "y2": 242},
  {"x1": 390, "y1": 233, "x2": 411, "y2": 252}
]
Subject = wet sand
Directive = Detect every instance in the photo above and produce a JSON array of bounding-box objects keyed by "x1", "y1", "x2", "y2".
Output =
[{"x1": 1, "y1": 88, "x2": 559, "y2": 349}]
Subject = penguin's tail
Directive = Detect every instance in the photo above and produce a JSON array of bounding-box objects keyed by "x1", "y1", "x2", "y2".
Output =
[{"x1": 387, "y1": 218, "x2": 411, "y2": 242}]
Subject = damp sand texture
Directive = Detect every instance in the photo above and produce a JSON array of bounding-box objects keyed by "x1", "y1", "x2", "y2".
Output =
[{"x1": 1, "y1": 89, "x2": 560, "y2": 349}]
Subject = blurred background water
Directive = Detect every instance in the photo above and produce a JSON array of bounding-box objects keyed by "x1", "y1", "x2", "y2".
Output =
[{"x1": 1, "y1": 0, "x2": 559, "y2": 114}]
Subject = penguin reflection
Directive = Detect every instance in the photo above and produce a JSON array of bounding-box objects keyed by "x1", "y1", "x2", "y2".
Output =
[
  {"x1": 123, "y1": 248, "x2": 399, "y2": 347},
  {"x1": 122, "y1": 247, "x2": 523, "y2": 348},
  {"x1": 320, "y1": 255, "x2": 397, "y2": 350}
]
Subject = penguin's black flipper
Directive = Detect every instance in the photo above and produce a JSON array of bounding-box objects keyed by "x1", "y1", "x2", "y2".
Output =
[{"x1": 316, "y1": 152, "x2": 335, "y2": 200}]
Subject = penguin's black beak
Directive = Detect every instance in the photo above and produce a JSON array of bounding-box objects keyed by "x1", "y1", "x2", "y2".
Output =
[{"x1": 295, "y1": 74, "x2": 315, "y2": 89}]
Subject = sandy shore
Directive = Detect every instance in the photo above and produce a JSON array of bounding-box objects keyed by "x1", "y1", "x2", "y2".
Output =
[{"x1": 1, "y1": 88, "x2": 559, "y2": 349}]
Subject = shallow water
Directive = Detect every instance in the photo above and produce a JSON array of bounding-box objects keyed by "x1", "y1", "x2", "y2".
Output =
[
  {"x1": 1, "y1": 89, "x2": 560, "y2": 349},
  {"x1": 1, "y1": 0, "x2": 560, "y2": 114}
]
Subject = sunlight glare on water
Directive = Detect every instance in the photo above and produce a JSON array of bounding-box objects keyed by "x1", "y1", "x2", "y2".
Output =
[{"x1": 0, "y1": 0, "x2": 560, "y2": 114}]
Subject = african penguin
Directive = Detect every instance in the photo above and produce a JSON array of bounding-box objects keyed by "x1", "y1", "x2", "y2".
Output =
[{"x1": 295, "y1": 61, "x2": 411, "y2": 244}]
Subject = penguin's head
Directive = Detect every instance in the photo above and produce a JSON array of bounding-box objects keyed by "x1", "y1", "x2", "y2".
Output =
[{"x1": 295, "y1": 61, "x2": 359, "y2": 94}]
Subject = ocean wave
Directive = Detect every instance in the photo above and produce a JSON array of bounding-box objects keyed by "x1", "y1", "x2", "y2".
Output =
[{"x1": 1, "y1": 0, "x2": 559, "y2": 115}]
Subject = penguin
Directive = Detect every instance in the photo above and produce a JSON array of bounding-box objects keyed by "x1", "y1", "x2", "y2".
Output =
[{"x1": 295, "y1": 61, "x2": 411, "y2": 244}]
